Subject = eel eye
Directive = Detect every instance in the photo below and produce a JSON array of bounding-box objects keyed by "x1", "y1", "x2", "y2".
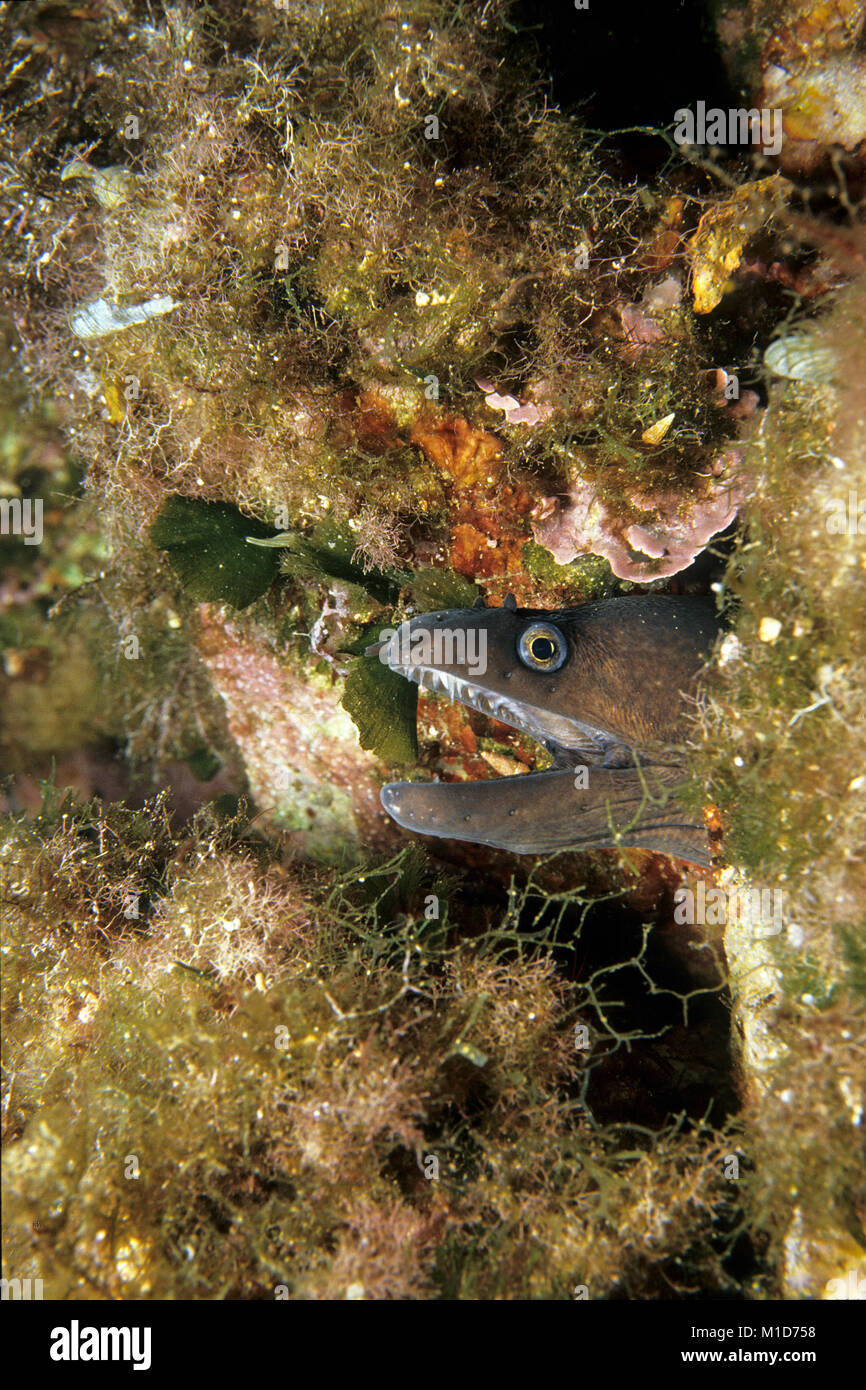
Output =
[{"x1": 517, "y1": 622, "x2": 567, "y2": 671}]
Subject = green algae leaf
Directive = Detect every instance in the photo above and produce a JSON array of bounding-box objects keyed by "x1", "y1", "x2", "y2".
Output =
[
  {"x1": 266, "y1": 519, "x2": 408, "y2": 606},
  {"x1": 342, "y1": 656, "x2": 418, "y2": 763},
  {"x1": 151, "y1": 497, "x2": 278, "y2": 608},
  {"x1": 407, "y1": 568, "x2": 479, "y2": 611},
  {"x1": 250, "y1": 529, "x2": 476, "y2": 615}
]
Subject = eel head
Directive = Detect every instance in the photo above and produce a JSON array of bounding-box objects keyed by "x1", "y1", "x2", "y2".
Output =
[{"x1": 367, "y1": 596, "x2": 717, "y2": 865}]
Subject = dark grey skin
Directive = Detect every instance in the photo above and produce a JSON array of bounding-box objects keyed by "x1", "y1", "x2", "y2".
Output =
[{"x1": 369, "y1": 594, "x2": 720, "y2": 865}]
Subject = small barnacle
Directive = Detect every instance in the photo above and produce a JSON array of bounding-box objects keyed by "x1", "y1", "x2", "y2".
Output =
[
  {"x1": 764, "y1": 333, "x2": 837, "y2": 384},
  {"x1": 70, "y1": 296, "x2": 178, "y2": 339},
  {"x1": 60, "y1": 158, "x2": 137, "y2": 209}
]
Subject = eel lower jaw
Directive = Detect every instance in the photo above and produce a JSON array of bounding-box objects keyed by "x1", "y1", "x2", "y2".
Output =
[
  {"x1": 380, "y1": 764, "x2": 711, "y2": 864},
  {"x1": 380, "y1": 766, "x2": 566, "y2": 845}
]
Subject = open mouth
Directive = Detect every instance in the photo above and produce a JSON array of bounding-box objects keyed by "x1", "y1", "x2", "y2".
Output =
[
  {"x1": 389, "y1": 661, "x2": 609, "y2": 767},
  {"x1": 403, "y1": 663, "x2": 544, "y2": 741},
  {"x1": 369, "y1": 620, "x2": 712, "y2": 864}
]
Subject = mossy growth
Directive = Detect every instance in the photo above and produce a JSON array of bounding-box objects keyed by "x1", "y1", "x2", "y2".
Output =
[
  {"x1": 0, "y1": 0, "x2": 756, "y2": 568},
  {"x1": 682, "y1": 270, "x2": 866, "y2": 1286},
  {"x1": 691, "y1": 275, "x2": 866, "y2": 901},
  {"x1": 2, "y1": 791, "x2": 748, "y2": 1299}
]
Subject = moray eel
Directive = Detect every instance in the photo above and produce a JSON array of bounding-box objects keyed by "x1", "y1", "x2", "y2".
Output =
[{"x1": 368, "y1": 594, "x2": 720, "y2": 865}]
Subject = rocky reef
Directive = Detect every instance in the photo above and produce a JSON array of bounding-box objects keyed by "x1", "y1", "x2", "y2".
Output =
[{"x1": 1, "y1": 0, "x2": 864, "y2": 1302}]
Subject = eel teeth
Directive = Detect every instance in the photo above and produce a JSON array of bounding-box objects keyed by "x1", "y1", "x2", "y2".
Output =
[
  {"x1": 399, "y1": 663, "x2": 531, "y2": 733},
  {"x1": 396, "y1": 663, "x2": 603, "y2": 756}
]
